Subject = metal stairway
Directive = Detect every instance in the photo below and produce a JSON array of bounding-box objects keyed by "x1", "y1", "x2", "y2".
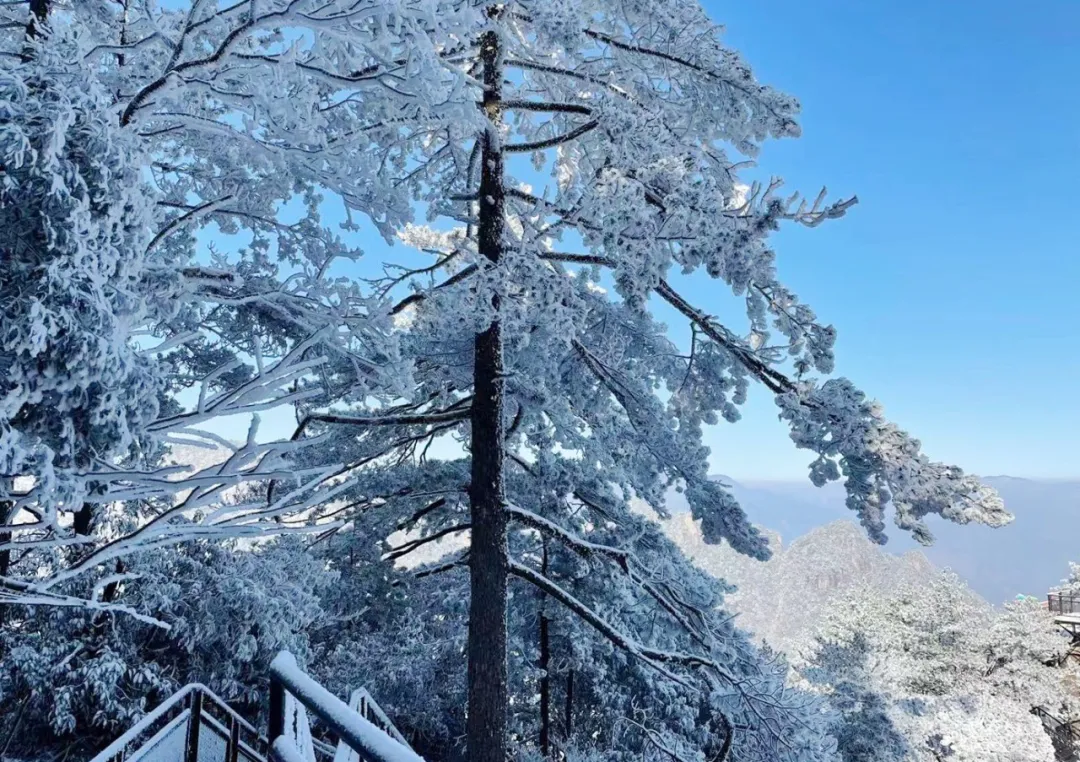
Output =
[{"x1": 88, "y1": 653, "x2": 419, "y2": 762}]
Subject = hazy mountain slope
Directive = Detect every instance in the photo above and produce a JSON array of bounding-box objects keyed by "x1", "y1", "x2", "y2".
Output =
[
  {"x1": 662, "y1": 475, "x2": 1080, "y2": 604},
  {"x1": 664, "y1": 517, "x2": 938, "y2": 652},
  {"x1": 913, "y1": 476, "x2": 1080, "y2": 604}
]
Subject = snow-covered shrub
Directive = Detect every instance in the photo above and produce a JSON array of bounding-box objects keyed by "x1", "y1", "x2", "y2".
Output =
[
  {"x1": 801, "y1": 573, "x2": 1073, "y2": 762},
  {"x1": 0, "y1": 538, "x2": 333, "y2": 759}
]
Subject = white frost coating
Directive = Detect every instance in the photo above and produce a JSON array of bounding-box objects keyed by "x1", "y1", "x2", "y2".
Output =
[
  {"x1": 272, "y1": 737, "x2": 312, "y2": 762},
  {"x1": 0, "y1": 2, "x2": 409, "y2": 618},
  {"x1": 284, "y1": 693, "x2": 318, "y2": 762},
  {"x1": 270, "y1": 653, "x2": 425, "y2": 762},
  {"x1": 800, "y1": 573, "x2": 1073, "y2": 762},
  {"x1": 197, "y1": 721, "x2": 228, "y2": 762},
  {"x1": 87, "y1": 683, "x2": 262, "y2": 762},
  {"x1": 335, "y1": 689, "x2": 412, "y2": 762},
  {"x1": 0, "y1": 3, "x2": 1016, "y2": 760},
  {"x1": 86, "y1": 686, "x2": 198, "y2": 762},
  {"x1": 127, "y1": 712, "x2": 189, "y2": 762}
]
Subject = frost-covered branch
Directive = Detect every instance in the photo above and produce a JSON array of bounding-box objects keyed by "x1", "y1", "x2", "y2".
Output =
[
  {"x1": 508, "y1": 505, "x2": 713, "y2": 647},
  {"x1": 384, "y1": 523, "x2": 471, "y2": 563},
  {"x1": 301, "y1": 407, "x2": 472, "y2": 430},
  {"x1": 505, "y1": 120, "x2": 599, "y2": 153},
  {"x1": 509, "y1": 553, "x2": 804, "y2": 753},
  {"x1": 509, "y1": 557, "x2": 696, "y2": 689}
]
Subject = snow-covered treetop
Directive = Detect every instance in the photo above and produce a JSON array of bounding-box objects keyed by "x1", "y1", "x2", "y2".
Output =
[
  {"x1": 0, "y1": 0, "x2": 1004, "y2": 562},
  {"x1": 0, "y1": 3, "x2": 405, "y2": 615},
  {"x1": 161, "y1": 0, "x2": 1009, "y2": 548},
  {"x1": 802, "y1": 573, "x2": 1073, "y2": 762}
]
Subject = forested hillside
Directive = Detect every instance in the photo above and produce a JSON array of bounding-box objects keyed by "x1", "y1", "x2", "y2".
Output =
[{"x1": 664, "y1": 517, "x2": 938, "y2": 651}]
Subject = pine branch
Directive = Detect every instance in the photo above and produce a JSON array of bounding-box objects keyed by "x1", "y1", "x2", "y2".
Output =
[
  {"x1": 504, "y1": 120, "x2": 598, "y2": 152},
  {"x1": 384, "y1": 523, "x2": 471, "y2": 562},
  {"x1": 497, "y1": 99, "x2": 593, "y2": 115},
  {"x1": 145, "y1": 194, "x2": 234, "y2": 254},
  {"x1": 654, "y1": 280, "x2": 794, "y2": 395},
  {"x1": 507, "y1": 505, "x2": 712, "y2": 648},
  {"x1": 120, "y1": 0, "x2": 306, "y2": 126},
  {"x1": 580, "y1": 28, "x2": 794, "y2": 128},
  {"x1": 395, "y1": 551, "x2": 470, "y2": 585},
  {"x1": 395, "y1": 497, "x2": 449, "y2": 532},
  {"x1": 301, "y1": 408, "x2": 472, "y2": 428},
  {"x1": 516, "y1": 556, "x2": 794, "y2": 748},
  {"x1": 508, "y1": 558, "x2": 696, "y2": 690},
  {"x1": 390, "y1": 265, "x2": 479, "y2": 315}
]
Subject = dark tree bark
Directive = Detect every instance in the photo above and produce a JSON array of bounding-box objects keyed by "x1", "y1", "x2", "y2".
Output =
[
  {"x1": 565, "y1": 669, "x2": 574, "y2": 741},
  {"x1": 0, "y1": 496, "x2": 12, "y2": 627},
  {"x1": 25, "y1": 0, "x2": 49, "y2": 39},
  {"x1": 539, "y1": 539, "x2": 552, "y2": 756},
  {"x1": 0, "y1": 500, "x2": 11, "y2": 580},
  {"x1": 73, "y1": 502, "x2": 94, "y2": 536},
  {"x1": 466, "y1": 22, "x2": 509, "y2": 762},
  {"x1": 18, "y1": 0, "x2": 50, "y2": 61}
]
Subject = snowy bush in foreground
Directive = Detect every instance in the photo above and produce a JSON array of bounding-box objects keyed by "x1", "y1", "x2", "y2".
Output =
[
  {"x1": 0, "y1": 537, "x2": 333, "y2": 759},
  {"x1": 801, "y1": 574, "x2": 1072, "y2": 762}
]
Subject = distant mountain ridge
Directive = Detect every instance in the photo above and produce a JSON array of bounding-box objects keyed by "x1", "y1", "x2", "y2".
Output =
[
  {"x1": 663, "y1": 517, "x2": 939, "y2": 652},
  {"x1": 663, "y1": 474, "x2": 1080, "y2": 605}
]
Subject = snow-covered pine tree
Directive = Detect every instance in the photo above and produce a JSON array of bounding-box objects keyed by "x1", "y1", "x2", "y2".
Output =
[
  {"x1": 0, "y1": 1, "x2": 403, "y2": 615},
  {"x1": 244, "y1": 3, "x2": 1006, "y2": 760},
  {"x1": 3, "y1": 1, "x2": 1014, "y2": 759}
]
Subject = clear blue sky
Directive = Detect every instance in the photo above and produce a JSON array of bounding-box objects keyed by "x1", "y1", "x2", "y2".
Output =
[
  {"x1": 205, "y1": 1, "x2": 1080, "y2": 481},
  {"x1": 686, "y1": 0, "x2": 1080, "y2": 480}
]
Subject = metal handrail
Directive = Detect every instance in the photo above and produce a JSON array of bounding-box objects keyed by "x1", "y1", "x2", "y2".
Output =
[
  {"x1": 346, "y1": 688, "x2": 412, "y2": 750},
  {"x1": 1048, "y1": 593, "x2": 1080, "y2": 616},
  {"x1": 268, "y1": 652, "x2": 424, "y2": 762},
  {"x1": 88, "y1": 683, "x2": 265, "y2": 762},
  {"x1": 1033, "y1": 705, "x2": 1080, "y2": 743}
]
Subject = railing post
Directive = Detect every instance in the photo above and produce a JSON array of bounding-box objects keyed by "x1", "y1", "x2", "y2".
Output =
[
  {"x1": 185, "y1": 692, "x2": 203, "y2": 762},
  {"x1": 269, "y1": 673, "x2": 286, "y2": 742},
  {"x1": 228, "y1": 715, "x2": 241, "y2": 762}
]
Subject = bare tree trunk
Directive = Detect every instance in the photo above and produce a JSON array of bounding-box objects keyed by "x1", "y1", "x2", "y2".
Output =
[
  {"x1": 0, "y1": 494, "x2": 13, "y2": 628},
  {"x1": 0, "y1": 499, "x2": 12, "y2": 579},
  {"x1": 564, "y1": 669, "x2": 574, "y2": 742},
  {"x1": 539, "y1": 539, "x2": 551, "y2": 756},
  {"x1": 466, "y1": 22, "x2": 508, "y2": 762},
  {"x1": 19, "y1": 0, "x2": 49, "y2": 61}
]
